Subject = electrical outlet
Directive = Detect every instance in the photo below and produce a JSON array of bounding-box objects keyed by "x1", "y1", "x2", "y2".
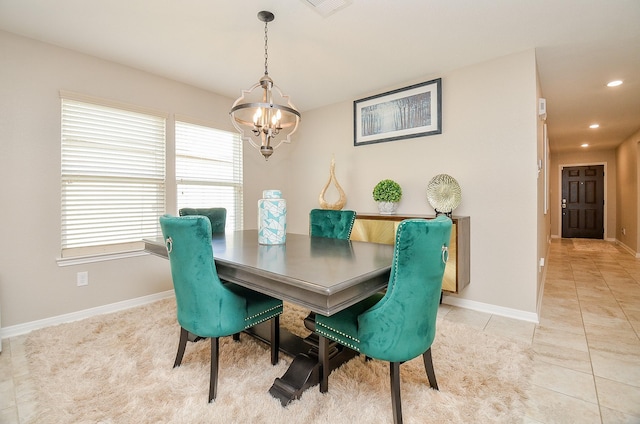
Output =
[{"x1": 77, "y1": 271, "x2": 89, "y2": 286}]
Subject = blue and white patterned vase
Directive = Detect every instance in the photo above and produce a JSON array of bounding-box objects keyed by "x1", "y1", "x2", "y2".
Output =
[{"x1": 258, "y1": 189, "x2": 287, "y2": 245}]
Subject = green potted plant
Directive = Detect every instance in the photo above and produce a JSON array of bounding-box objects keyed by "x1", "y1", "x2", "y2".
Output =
[{"x1": 373, "y1": 179, "x2": 402, "y2": 214}]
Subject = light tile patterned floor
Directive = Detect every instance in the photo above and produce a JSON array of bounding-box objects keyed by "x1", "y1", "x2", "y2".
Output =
[{"x1": 1, "y1": 238, "x2": 639, "y2": 423}]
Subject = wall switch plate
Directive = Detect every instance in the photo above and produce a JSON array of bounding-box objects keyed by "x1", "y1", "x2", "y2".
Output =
[{"x1": 77, "y1": 271, "x2": 89, "y2": 286}]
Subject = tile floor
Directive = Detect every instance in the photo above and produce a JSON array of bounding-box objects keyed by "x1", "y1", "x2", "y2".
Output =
[{"x1": 1, "y1": 238, "x2": 639, "y2": 423}]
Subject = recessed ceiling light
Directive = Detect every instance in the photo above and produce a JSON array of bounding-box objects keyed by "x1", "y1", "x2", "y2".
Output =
[
  {"x1": 581, "y1": 143, "x2": 589, "y2": 148},
  {"x1": 607, "y1": 80, "x2": 623, "y2": 87},
  {"x1": 589, "y1": 124, "x2": 599, "y2": 129}
]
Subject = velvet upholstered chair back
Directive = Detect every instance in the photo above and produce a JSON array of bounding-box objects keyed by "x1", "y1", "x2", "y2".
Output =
[
  {"x1": 357, "y1": 216, "x2": 452, "y2": 362},
  {"x1": 159, "y1": 215, "x2": 247, "y2": 337},
  {"x1": 179, "y1": 207, "x2": 226, "y2": 235},
  {"x1": 309, "y1": 209, "x2": 356, "y2": 240}
]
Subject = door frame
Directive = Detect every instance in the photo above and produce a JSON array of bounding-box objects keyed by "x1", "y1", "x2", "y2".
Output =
[{"x1": 557, "y1": 161, "x2": 608, "y2": 240}]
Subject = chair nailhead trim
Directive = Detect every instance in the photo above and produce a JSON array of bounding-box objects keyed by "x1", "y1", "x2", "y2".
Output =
[
  {"x1": 347, "y1": 214, "x2": 356, "y2": 238},
  {"x1": 315, "y1": 323, "x2": 360, "y2": 351},
  {"x1": 244, "y1": 305, "x2": 283, "y2": 329},
  {"x1": 244, "y1": 314, "x2": 276, "y2": 328},
  {"x1": 246, "y1": 304, "x2": 282, "y2": 320}
]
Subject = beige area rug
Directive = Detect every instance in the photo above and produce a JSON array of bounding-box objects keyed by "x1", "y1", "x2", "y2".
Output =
[
  {"x1": 25, "y1": 298, "x2": 533, "y2": 423},
  {"x1": 571, "y1": 239, "x2": 621, "y2": 254}
]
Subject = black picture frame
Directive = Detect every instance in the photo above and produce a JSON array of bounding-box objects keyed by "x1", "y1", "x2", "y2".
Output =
[{"x1": 354, "y1": 78, "x2": 442, "y2": 146}]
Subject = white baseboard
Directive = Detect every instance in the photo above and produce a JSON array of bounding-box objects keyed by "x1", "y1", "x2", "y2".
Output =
[
  {"x1": 0, "y1": 290, "x2": 175, "y2": 340},
  {"x1": 536, "y1": 241, "x2": 551, "y2": 319},
  {"x1": 442, "y1": 295, "x2": 539, "y2": 323},
  {"x1": 616, "y1": 240, "x2": 639, "y2": 258}
]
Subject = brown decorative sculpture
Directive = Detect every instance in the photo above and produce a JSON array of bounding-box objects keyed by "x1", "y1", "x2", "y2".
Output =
[{"x1": 318, "y1": 156, "x2": 347, "y2": 210}]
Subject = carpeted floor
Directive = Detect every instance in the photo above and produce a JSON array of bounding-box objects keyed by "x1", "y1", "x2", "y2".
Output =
[{"x1": 24, "y1": 298, "x2": 533, "y2": 423}]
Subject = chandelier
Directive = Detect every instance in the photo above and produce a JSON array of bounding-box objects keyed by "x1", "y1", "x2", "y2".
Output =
[{"x1": 229, "y1": 11, "x2": 301, "y2": 160}]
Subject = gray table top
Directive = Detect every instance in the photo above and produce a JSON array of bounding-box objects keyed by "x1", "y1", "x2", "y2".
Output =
[{"x1": 146, "y1": 230, "x2": 394, "y2": 315}]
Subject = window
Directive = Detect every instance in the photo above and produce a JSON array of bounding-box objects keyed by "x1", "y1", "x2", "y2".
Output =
[
  {"x1": 175, "y1": 121, "x2": 243, "y2": 231},
  {"x1": 61, "y1": 97, "x2": 166, "y2": 258}
]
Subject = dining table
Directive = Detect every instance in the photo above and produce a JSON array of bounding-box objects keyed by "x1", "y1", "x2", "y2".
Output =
[{"x1": 145, "y1": 229, "x2": 394, "y2": 405}]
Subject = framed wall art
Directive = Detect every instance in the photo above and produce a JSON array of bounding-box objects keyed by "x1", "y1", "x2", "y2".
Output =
[{"x1": 354, "y1": 78, "x2": 442, "y2": 146}]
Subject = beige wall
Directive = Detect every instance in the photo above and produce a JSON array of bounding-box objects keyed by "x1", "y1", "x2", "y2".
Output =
[
  {"x1": 536, "y1": 66, "x2": 551, "y2": 310},
  {"x1": 616, "y1": 129, "x2": 640, "y2": 254},
  {"x1": 549, "y1": 149, "x2": 618, "y2": 240},
  {"x1": 0, "y1": 30, "x2": 542, "y2": 329},
  {"x1": 253, "y1": 50, "x2": 540, "y2": 315},
  {"x1": 0, "y1": 31, "x2": 281, "y2": 327}
]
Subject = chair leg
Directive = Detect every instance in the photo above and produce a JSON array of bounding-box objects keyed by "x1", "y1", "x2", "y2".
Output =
[
  {"x1": 271, "y1": 315, "x2": 280, "y2": 365},
  {"x1": 174, "y1": 327, "x2": 189, "y2": 368},
  {"x1": 422, "y1": 348, "x2": 439, "y2": 390},
  {"x1": 209, "y1": 337, "x2": 219, "y2": 403},
  {"x1": 390, "y1": 362, "x2": 403, "y2": 424},
  {"x1": 319, "y1": 335, "x2": 329, "y2": 393},
  {"x1": 232, "y1": 333, "x2": 240, "y2": 342}
]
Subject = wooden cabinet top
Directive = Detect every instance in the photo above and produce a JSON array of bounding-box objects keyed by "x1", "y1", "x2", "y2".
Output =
[{"x1": 355, "y1": 213, "x2": 469, "y2": 222}]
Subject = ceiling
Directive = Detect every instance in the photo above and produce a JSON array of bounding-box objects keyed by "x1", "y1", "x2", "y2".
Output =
[{"x1": 1, "y1": 0, "x2": 639, "y2": 153}]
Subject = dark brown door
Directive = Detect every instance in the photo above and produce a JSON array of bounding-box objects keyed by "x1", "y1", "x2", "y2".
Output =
[{"x1": 561, "y1": 165, "x2": 604, "y2": 239}]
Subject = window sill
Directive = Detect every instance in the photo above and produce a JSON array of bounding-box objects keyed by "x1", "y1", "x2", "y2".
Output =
[{"x1": 56, "y1": 250, "x2": 149, "y2": 267}]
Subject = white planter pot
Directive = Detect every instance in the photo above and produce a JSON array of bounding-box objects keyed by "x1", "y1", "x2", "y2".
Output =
[{"x1": 377, "y1": 201, "x2": 399, "y2": 215}]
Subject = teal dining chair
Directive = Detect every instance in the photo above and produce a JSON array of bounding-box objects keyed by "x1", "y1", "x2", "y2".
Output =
[
  {"x1": 159, "y1": 214, "x2": 283, "y2": 402},
  {"x1": 315, "y1": 217, "x2": 452, "y2": 424},
  {"x1": 306, "y1": 209, "x2": 357, "y2": 326},
  {"x1": 309, "y1": 209, "x2": 356, "y2": 239},
  {"x1": 179, "y1": 207, "x2": 227, "y2": 235}
]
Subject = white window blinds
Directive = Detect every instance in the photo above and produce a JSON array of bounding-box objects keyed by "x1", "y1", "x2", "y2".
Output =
[
  {"x1": 61, "y1": 98, "x2": 166, "y2": 257},
  {"x1": 175, "y1": 121, "x2": 243, "y2": 231}
]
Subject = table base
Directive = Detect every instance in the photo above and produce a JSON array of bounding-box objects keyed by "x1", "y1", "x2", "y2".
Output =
[{"x1": 246, "y1": 314, "x2": 358, "y2": 406}]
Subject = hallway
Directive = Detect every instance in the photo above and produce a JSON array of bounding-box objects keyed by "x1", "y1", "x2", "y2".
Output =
[{"x1": 525, "y1": 238, "x2": 640, "y2": 422}]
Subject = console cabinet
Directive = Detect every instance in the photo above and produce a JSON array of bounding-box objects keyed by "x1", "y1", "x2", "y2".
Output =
[{"x1": 350, "y1": 213, "x2": 470, "y2": 293}]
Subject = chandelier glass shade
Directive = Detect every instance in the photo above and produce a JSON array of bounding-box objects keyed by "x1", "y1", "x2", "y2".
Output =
[{"x1": 230, "y1": 11, "x2": 301, "y2": 160}]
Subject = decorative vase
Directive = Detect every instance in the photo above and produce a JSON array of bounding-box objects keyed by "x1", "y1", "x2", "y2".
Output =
[
  {"x1": 258, "y1": 189, "x2": 287, "y2": 244},
  {"x1": 318, "y1": 155, "x2": 347, "y2": 210},
  {"x1": 377, "y1": 201, "x2": 398, "y2": 215}
]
